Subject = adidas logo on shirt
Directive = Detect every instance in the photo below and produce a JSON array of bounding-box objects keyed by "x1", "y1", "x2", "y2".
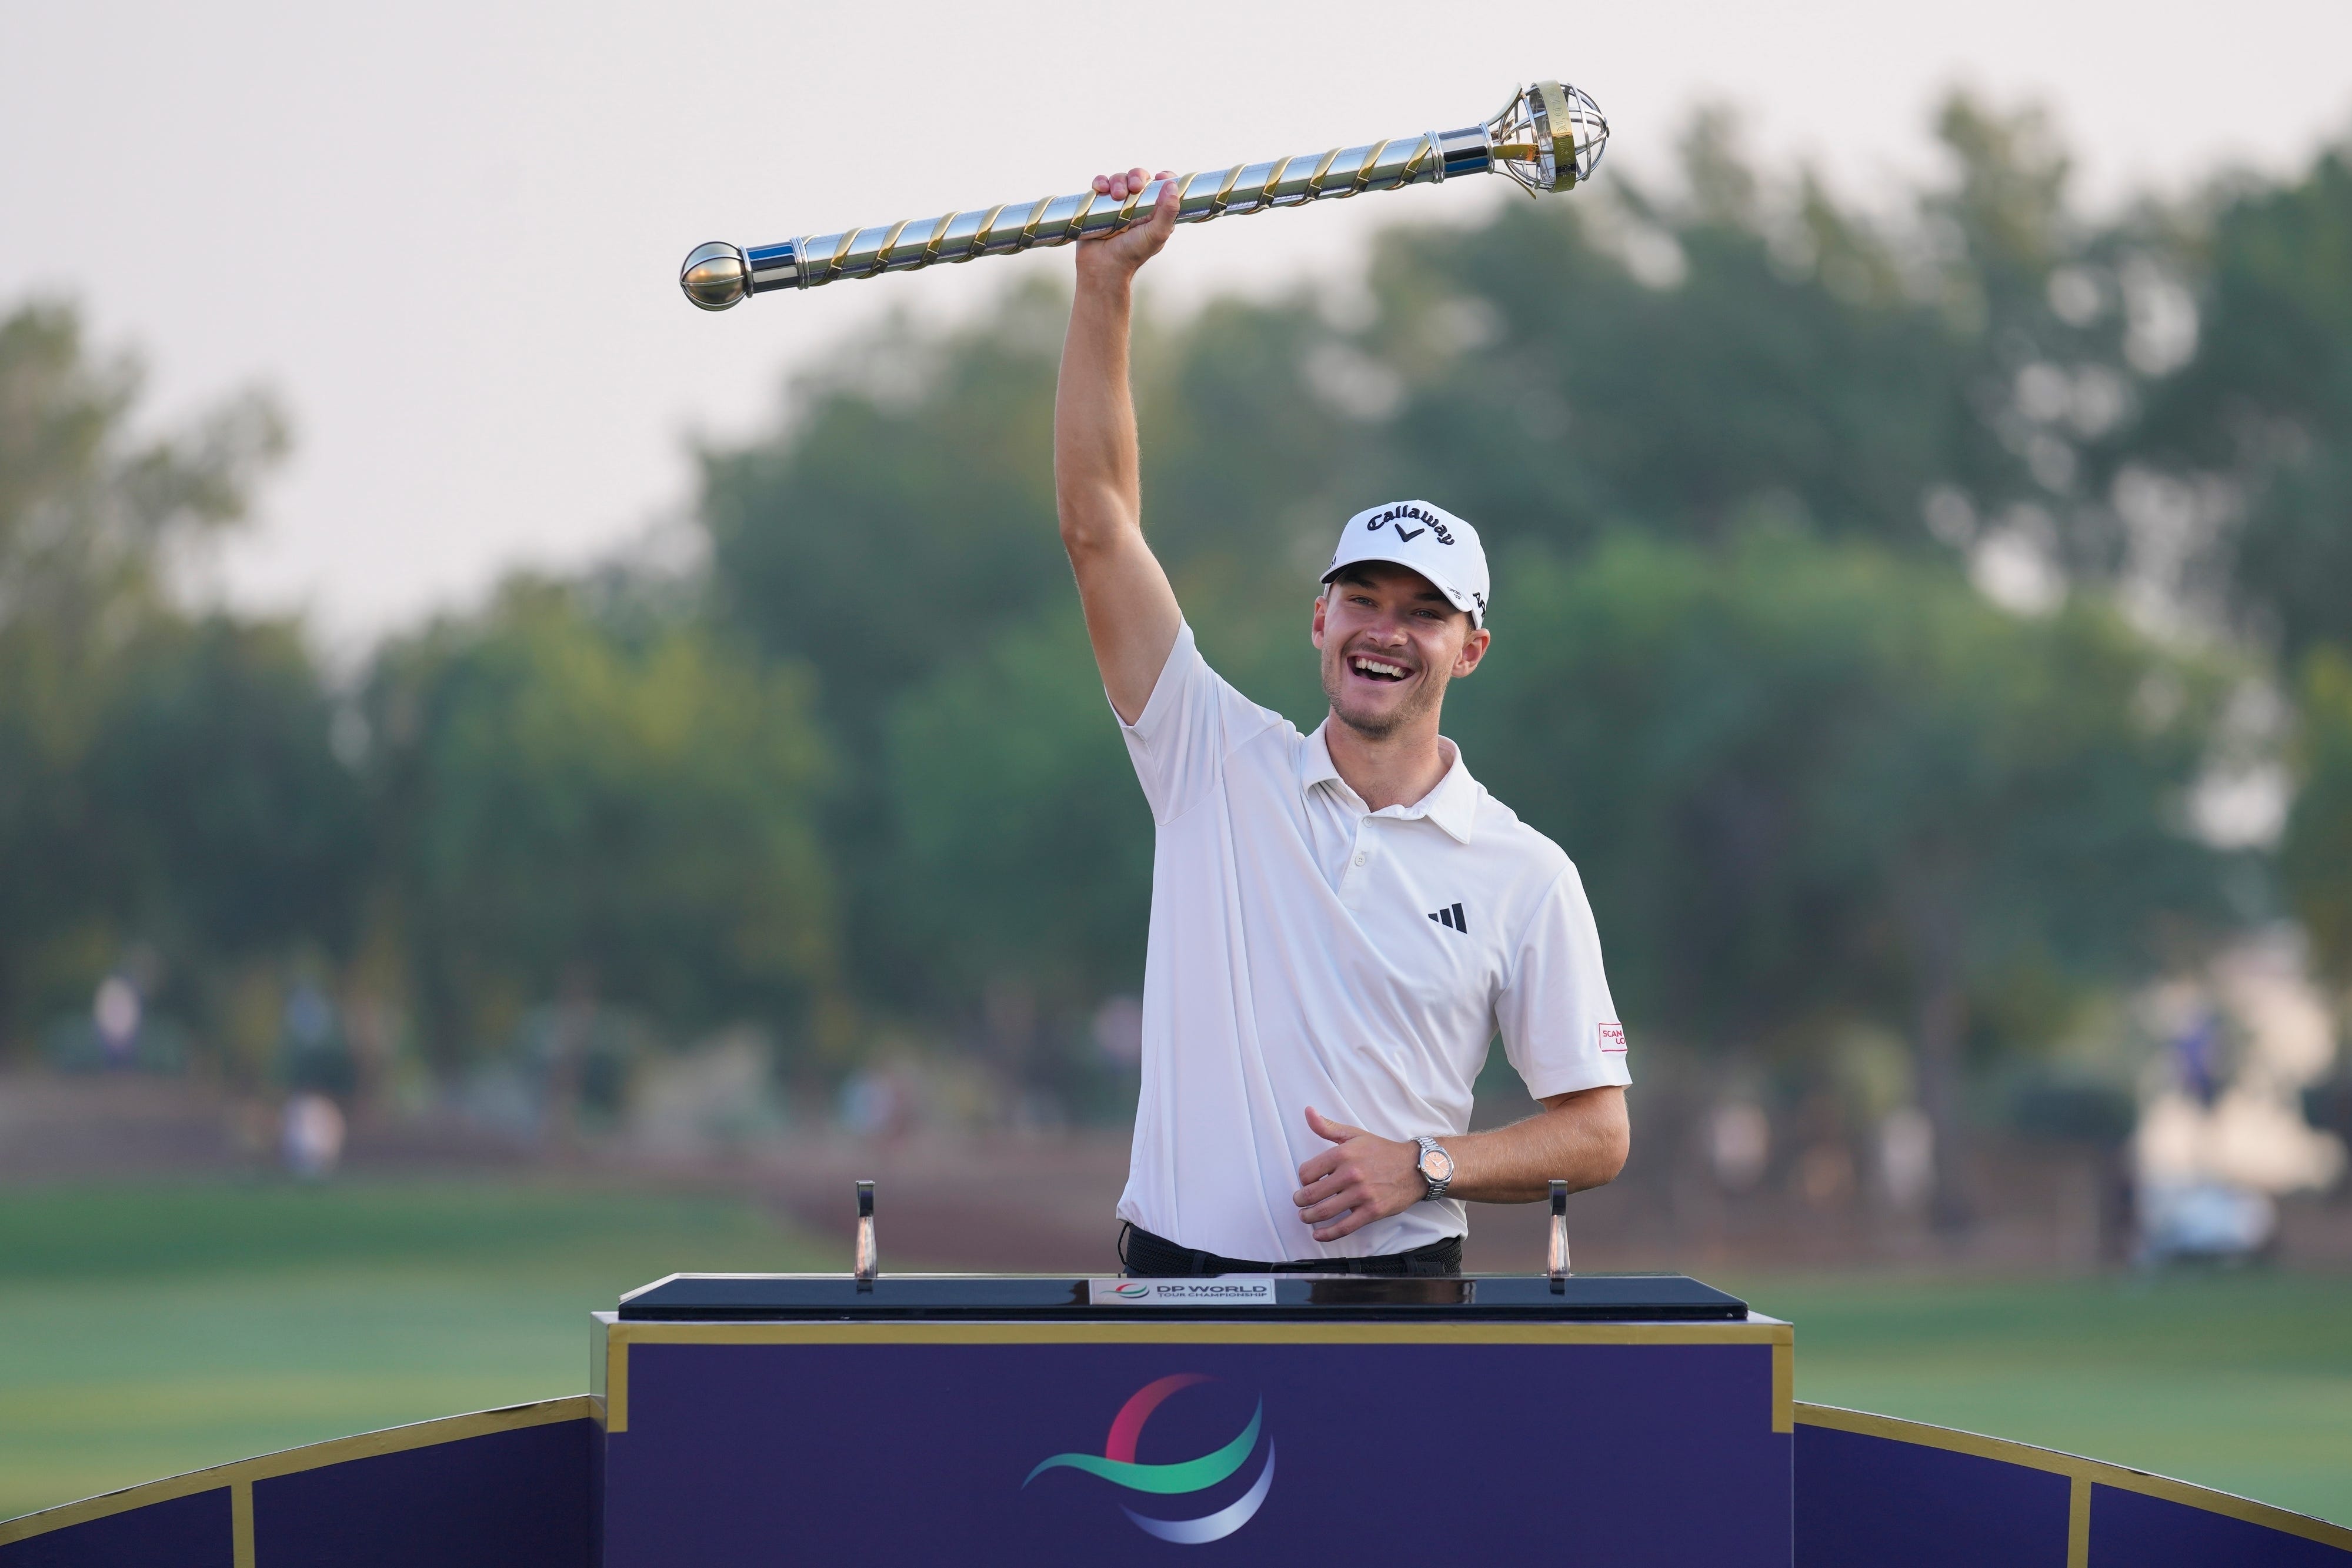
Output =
[{"x1": 1428, "y1": 902, "x2": 1468, "y2": 934}]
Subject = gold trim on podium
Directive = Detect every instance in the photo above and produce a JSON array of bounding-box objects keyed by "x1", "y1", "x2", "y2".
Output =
[
  {"x1": 0, "y1": 1394, "x2": 596, "y2": 1555},
  {"x1": 591, "y1": 1312, "x2": 1794, "y2": 1436},
  {"x1": 1793, "y1": 1402, "x2": 2352, "y2": 1556}
]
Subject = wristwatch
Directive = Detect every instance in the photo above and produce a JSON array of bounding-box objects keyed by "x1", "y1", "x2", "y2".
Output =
[{"x1": 1413, "y1": 1135, "x2": 1456, "y2": 1201}]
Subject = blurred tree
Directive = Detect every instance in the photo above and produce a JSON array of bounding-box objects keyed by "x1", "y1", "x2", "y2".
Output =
[
  {"x1": 0, "y1": 301, "x2": 284, "y2": 642},
  {"x1": 2136, "y1": 141, "x2": 2352, "y2": 659},
  {"x1": 884, "y1": 605, "x2": 1153, "y2": 1020},
  {"x1": 2285, "y1": 646, "x2": 2352, "y2": 989},
  {"x1": 365, "y1": 578, "x2": 837, "y2": 1065},
  {"x1": 85, "y1": 615, "x2": 368, "y2": 965},
  {"x1": 699, "y1": 288, "x2": 1075, "y2": 1010},
  {"x1": 0, "y1": 299, "x2": 289, "y2": 1045},
  {"x1": 700, "y1": 288, "x2": 1071, "y2": 755},
  {"x1": 1345, "y1": 101, "x2": 2037, "y2": 561},
  {"x1": 1449, "y1": 527, "x2": 2234, "y2": 1225}
]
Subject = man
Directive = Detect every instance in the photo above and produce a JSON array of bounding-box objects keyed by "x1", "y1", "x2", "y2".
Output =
[{"x1": 1059, "y1": 166, "x2": 1629, "y2": 1277}]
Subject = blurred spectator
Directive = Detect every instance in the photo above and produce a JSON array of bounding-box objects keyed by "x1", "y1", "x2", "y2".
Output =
[
  {"x1": 93, "y1": 976, "x2": 141, "y2": 1069},
  {"x1": 1798, "y1": 1143, "x2": 1857, "y2": 1209},
  {"x1": 1877, "y1": 1107, "x2": 1936, "y2": 1213},
  {"x1": 2171, "y1": 1012, "x2": 2224, "y2": 1108},
  {"x1": 1708, "y1": 1102, "x2": 1770, "y2": 1192},
  {"x1": 2133, "y1": 935, "x2": 2347, "y2": 1262},
  {"x1": 40, "y1": 964, "x2": 189, "y2": 1075},
  {"x1": 625, "y1": 1029, "x2": 782, "y2": 1155},
  {"x1": 1092, "y1": 996, "x2": 1143, "y2": 1068},
  {"x1": 278, "y1": 979, "x2": 355, "y2": 1097},
  {"x1": 281, "y1": 1092, "x2": 346, "y2": 1178},
  {"x1": 839, "y1": 1067, "x2": 912, "y2": 1142}
]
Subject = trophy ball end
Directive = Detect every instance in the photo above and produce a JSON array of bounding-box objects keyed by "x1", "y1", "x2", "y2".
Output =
[{"x1": 680, "y1": 241, "x2": 750, "y2": 311}]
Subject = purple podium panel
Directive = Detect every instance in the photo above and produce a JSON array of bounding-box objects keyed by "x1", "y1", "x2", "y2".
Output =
[
  {"x1": 253, "y1": 1419, "x2": 594, "y2": 1568},
  {"x1": 1794, "y1": 1422, "x2": 2071, "y2": 1567},
  {"x1": 2089, "y1": 1484, "x2": 2352, "y2": 1567},
  {"x1": 596, "y1": 1320, "x2": 1793, "y2": 1567},
  {"x1": 0, "y1": 1487, "x2": 232, "y2": 1568}
]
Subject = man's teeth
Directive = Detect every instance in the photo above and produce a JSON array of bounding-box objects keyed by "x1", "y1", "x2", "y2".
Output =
[{"x1": 1352, "y1": 658, "x2": 1409, "y2": 680}]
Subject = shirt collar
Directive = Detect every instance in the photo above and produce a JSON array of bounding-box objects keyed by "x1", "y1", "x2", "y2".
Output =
[{"x1": 1302, "y1": 722, "x2": 1480, "y2": 844}]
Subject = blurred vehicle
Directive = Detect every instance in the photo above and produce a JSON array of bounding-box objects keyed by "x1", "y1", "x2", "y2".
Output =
[{"x1": 2134, "y1": 1177, "x2": 2277, "y2": 1265}]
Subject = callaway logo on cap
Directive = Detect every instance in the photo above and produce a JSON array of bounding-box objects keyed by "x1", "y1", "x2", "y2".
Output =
[{"x1": 1322, "y1": 499, "x2": 1490, "y2": 627}]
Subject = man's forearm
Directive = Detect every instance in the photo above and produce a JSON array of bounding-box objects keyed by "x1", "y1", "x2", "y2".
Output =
[
  {"x1": 1054, "y1": 272, "x2": 1140, "y2": 555},
  {"x1": 1292, "y1": 1087, "x2": 1627, "y2": 1242},
  {"x1": 1445, "y1": 1086, "x2": 1629, "y2": 1203},
  {"x1": 1051, "y1": 168, "x2": 1181, "y2": 720}
]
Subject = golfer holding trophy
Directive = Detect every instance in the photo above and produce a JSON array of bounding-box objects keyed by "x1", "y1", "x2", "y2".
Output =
[{"x1": 685, "y1": 82, "x2": 1631, "y2": 1276}]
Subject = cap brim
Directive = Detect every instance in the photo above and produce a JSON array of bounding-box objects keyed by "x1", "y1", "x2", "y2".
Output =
[{"x1": 1320, "y1": 554, "x2": 1484, "y2": 627}]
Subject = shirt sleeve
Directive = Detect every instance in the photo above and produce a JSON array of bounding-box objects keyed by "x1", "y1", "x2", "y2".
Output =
[
  {"x1": 1115, "y1": 621, "x2": 1283, "y2": 825},
  {"x1": 1494, "y1": 862, "x2": 1632, "y2": 1099}
]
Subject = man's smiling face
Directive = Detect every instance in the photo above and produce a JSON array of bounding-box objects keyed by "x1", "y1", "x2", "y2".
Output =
[{"x1": 1312, "y1": 562, "x2": 1492, "y2": 740}]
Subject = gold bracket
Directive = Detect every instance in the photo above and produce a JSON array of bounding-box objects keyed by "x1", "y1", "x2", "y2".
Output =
[
  {"x1": 870, "y1": 218, "x2": 911, "y2": 274},
  {"x1": 964, "y1": 203, "x2": 1006, "y2": 261}
]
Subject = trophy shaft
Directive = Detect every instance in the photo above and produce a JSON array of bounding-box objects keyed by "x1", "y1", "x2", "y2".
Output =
[
  {"x1": 682, "y1": 81, "x2": 1606, "y2": 310},
  {"x1": 762, "y1": 128, "x2": 1481, "y2": 296}
]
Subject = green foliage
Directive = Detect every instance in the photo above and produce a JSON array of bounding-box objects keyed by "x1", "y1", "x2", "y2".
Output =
[
  {"x1": 7, "y1": 99, "x2": 2348, "y2": 1129},
  {"x1": 86, "y1": 617, "x2": 369, "y2": 962},
  {"x1": 884, "y1": 605, "x2": 1155, "y2": 1013},
  {"x1": 366, "y1": 580, "x2": 836, "y2": 1060},
  {"x1": 0, "y1": 301, "x2": 285, "y2": 640},
  {"x1": 2285, "y1": 646, "x2": 2352, "y2": 986},
  {"x1": 700, "y1": 288, "x2": 1071, "y2": 755},
  {"x1": 2137, "y1": 144, "x2": 2352, "y2": 657},
  {"x1": 1449, "y1": 528, "x2": 2230, "y2": 1058},
  {"x1": 1357, "y1": 181, "x2": 1978, "y2": 551},
  {"x1": 0, "y1": 301, "x2": 311, "y2": 1039}
]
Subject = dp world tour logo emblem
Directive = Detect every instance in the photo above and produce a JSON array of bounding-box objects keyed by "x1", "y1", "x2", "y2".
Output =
[{"x1": 1024, "y1": 1373, "x2": 1276, "y2": 1544}]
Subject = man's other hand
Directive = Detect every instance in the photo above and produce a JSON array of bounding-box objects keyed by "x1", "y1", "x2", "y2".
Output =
[
  {"x1": 1076, "y1": 168, "x2": 1179, "y2": 284},
  {"x1": 1292, "y1": 1106, "x2": 1424, "y2": 1243}
]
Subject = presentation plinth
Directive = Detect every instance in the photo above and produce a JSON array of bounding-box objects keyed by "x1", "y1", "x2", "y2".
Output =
[{"x1": 592, "y1": 1273, "x2": 1793, "y2": 1566}]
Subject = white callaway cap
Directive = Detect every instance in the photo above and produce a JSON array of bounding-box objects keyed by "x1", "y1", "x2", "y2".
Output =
[{"x1": 1321, "y1": 499, "x2": 1490, "y2": 627}]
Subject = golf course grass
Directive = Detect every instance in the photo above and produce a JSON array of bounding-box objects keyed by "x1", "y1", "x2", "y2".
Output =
[
  {"x1": 1723, "y1": 1269, "x2": 2352, "y2": 1526},
  {"x1": 0, "y1": 1180, "x2": 834, "y2": 1523},
  {"x1": 2, "y1": 1181, "x2": 2346, "y2": 1526}
]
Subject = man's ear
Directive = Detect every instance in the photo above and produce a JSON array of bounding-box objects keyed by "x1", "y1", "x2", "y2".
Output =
[
  {"x1": 1310, "y1": 589, "x2": 1329, "y2": 649},
  {"x1": 1453, "y1": 626, "x2": 1493, "y2": 678}
]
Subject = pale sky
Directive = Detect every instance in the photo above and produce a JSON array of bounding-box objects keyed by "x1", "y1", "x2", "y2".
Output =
[{"x1": 4, "y1": 0, "x2": 2347, "y2": 648}]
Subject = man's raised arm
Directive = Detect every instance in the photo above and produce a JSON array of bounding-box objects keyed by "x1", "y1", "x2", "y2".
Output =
[{"x1": 1056, "y1": 168, "x2": 1185, "y2": 724}]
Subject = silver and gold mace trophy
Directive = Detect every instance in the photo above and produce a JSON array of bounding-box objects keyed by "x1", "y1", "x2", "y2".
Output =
[{"x1": 679, "y1": 79, "x2": 1607, "y2": 310}]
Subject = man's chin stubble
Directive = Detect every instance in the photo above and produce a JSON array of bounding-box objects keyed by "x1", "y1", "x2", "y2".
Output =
[{"x1": 1323, "y1": 668, "x2": 1438, "y2": 741}]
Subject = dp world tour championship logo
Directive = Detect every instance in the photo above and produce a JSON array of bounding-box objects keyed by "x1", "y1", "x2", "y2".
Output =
[{"x1": 1024, "y1": 1374, "x2": 1275, "y2": 1544}]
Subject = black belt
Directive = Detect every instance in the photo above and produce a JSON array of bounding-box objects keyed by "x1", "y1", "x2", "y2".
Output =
[{"x1": 1119, "y1": 1222, "x2": 1462, "y2": 1278}]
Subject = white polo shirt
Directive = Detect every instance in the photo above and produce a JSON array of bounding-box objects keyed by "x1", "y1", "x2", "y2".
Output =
[{"x1": 1115, "y1": 623, "x2": 1629, "y2": 1262}]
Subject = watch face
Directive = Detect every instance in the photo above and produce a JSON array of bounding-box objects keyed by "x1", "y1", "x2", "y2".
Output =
[{"x1": 1422, "y1": 1147, "x2": 1454, "y2": 1182}]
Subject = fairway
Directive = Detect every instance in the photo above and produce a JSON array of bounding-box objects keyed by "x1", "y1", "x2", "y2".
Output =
[
  {"x1": 0, "y1": 1181, "x2": 834, "y2": 1523},
  {"x1": 2, "y1": 1183, "x2": 2346, "y2": 1529},
  {"x1": 1728, "y1": 1270, "x2": 2352, "y2": 1527}
]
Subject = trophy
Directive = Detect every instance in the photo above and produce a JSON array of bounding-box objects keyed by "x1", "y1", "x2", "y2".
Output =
[{"x1": 679, "y1": 79, "x2": 1607, "y2": 311}]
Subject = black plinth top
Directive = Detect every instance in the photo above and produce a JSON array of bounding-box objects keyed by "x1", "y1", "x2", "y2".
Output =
[{"x1": 616, "y1": 1272, "x2": 1749, "y2": 1322}]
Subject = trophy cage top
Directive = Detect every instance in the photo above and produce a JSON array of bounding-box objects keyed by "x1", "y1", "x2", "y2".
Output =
[{"x1": 1489, "y1": 80, "x2": 1609, "y2": 195}]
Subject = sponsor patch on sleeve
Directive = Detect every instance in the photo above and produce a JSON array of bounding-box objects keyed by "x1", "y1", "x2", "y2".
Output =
[{"x1": 1597, "y1": 1022, "x2": 1627, "y2": 1053}]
